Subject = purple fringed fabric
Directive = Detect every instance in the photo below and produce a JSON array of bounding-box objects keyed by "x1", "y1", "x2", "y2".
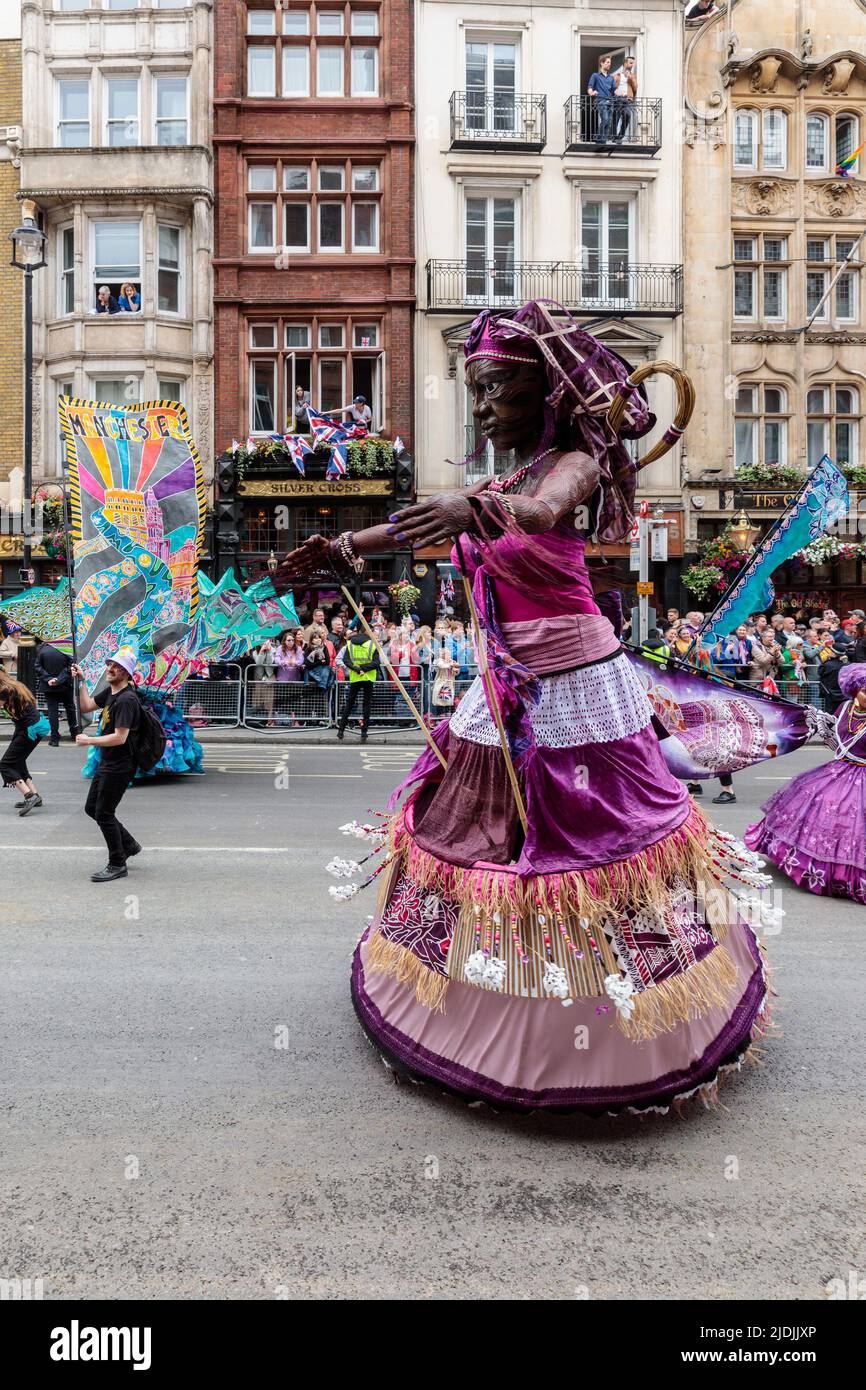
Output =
[{"x1": 387, "y1": 718, "x2": 451, "y2": 811}]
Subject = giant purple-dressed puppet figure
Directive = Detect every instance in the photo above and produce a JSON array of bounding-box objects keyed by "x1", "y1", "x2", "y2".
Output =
[{"x1": 277, "y1": 302, "x2": 772, "y2": 1115}]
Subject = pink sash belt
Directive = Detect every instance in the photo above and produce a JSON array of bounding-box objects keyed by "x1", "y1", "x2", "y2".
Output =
[{"x1": 500, "y1": 613, "x2": 620, "y2": 676}]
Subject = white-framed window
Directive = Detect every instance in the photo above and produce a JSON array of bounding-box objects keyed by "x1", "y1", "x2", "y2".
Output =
[
  {"x1": 319, "y1": 200, "x2": 344, "y2": 251},
  {"x1": 282, "y1": 43, "x2": 310, "y2": 96},
  {"x1": 318, "y1": 12, "x2": 344, "y2": 35},
  {"x1": 249, "y1": 201, "x2": 276, "y2": 252},
  {"x1": 56, "y1": 76, "x2": 90, "y2": 147},
  {"x1": 285, "y1": 324, "x2": 311, "y2": 348},
  {"x1": 733, "y1": 234, "x2": 789, "y2": 321},
  {"x1": 808, "y1": 385, "x2": 860, "y2": 467},
  {"x1": 284, "y1": 200, "x2": 310, "y2": 252},
  {"x1": 353, "y1": 322, "x2": 378, "y2": 347},
  {"x1": 735, "y1": 384, "x2": 789, "y2": 468},
  {"x1": 465, "y1": 36, "x2": 518, "y2": 136},
  {"x1": 248, "y1": 45, "x2": 276, "y2": 96},
  {"x1": 806, "y1": 113, "x2": 829, "y2": 171},
  {"x1": 247, "y1": 9, "x2": 275, "y2": 34},
  {"x1": 465, "y1": 191, "x2": 520, "y2": 303},
  {"x1": 92, "y1": 219, "x2": 140, "y2": 310},
  {"x1": 352, "y1": 201, "x2": 378, "y2": 251},
  {"x1": 835, "y1": 237, "x2": 860, "y2": 321},
  {"x1": 104, "y1": 75, "x2": 139, "y2": 146},
  {"x1": 158, "y1": 378, "x2": 185, "y2": 402},
  {"x1": 250, "y1": 358, "x2": 277, "y2": 433},
  {"x1": 59, "y1": 225, "x2": 75, "y2": 315},
  {"x1": 156, "y1": 224, "x2": 182, "y2": 314},
  {"x1": 579, "y1": 194, "x2": 633, "y2": 305},
  {"x1": 762, "y1": 109, "x2": 787, "y2": 169},
  {"x1": 247, "y1": 157, "x2": 380, "y2": 256},
  {"x1": 154, "y1": 74, "x2": 188, "y2": 146},
  {"x1": 317, "y1": 44, "x2": 344, "y2": 96},
  {"x1": 352, "y1": 165, "x2": 378, "y2": 192},
  {"x1": 250, "y1": 323, "x2": 277, "y2": 348},
  {"x1": 319, "y1": 324, "x2": 344, "y2": 347},
  {"x1": 836, "y1": 113, "x2": 860, "y2": 172},
  {"x1": 733, "y1": 108, "x2": 758, "y2": 168},
  {"x1": 249, "y1": 164, "x2": 276, "y2": 192},
  {"x1": 318, "y1": 357, "x2": 345, "y2": 413},
  {"x1": 351, "y1": 45, "x2": 378, "y2": 96},
  {"x1": 283, "y1": 11, "x2": 310, "y2": 36},
  {"x1": 351, "y1": 12, "x2": 379, "y2": 35}
]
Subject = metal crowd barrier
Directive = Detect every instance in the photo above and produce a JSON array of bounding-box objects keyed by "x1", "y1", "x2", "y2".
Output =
[
  {"x1": 335, "y1": 678, "x2": 425, "y2": 727},
  {"x1": 243, "y1": 671, "x2": 332, "y2": 729},
  {"x1": 181, "y1": 664, "x2": 243, "y2": 727}
]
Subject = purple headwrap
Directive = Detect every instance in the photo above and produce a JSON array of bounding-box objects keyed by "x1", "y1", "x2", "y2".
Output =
[
  {"x1": 463, "y1": 300, "x2": 656, "y2": 543},
  {"x1": 838, "y1": 663, "x2": 866, "y2": 697}
]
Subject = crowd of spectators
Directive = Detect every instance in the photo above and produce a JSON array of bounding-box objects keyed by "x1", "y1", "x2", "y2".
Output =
[{"x1": 640, "y1": 605, "x2": 866, "y2": 709}]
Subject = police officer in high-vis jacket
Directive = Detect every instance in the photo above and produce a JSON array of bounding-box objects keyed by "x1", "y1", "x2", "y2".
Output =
[{"x1": 337, "y1": 633, "x2": 380, "y2": 743}]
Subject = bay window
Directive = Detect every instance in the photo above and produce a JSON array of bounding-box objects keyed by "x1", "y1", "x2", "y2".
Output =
[
  {"x1": 105, "y1": 76, "x2": 139, "y2": 146},
  {"x1": 57, "y1": 77, "x2": 90, "y2": 146},
  {"x1": 157, "y1": 225, "x2": 182, "y2": 313},
  {"x1": 247, "y1": 314, "x2": 384, "y2": 433},
  {"x1": 246, "y1": 157, "x2": 382, "y2": 255},
  {"x1": 154, "y1": 75, "x2": 188, "y2": 146}
]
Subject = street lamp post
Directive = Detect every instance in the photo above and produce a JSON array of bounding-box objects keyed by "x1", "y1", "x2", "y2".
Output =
[{"x1": 9, "y1": 199, "x2": 47, "y2": 696}]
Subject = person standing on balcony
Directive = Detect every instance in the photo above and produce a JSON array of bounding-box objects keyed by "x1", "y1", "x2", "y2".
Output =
[
  {"x1": 587, "y1": 54, "x2": 616, "y2": 144},
  {"x1": 613, "y1": 57, "x2": 637, "y2": 143}
]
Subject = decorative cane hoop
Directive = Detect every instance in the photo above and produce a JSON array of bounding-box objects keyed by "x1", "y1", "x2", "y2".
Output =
[{"x1": 606, "y1": 361, "x2": 696, "y2": 468}]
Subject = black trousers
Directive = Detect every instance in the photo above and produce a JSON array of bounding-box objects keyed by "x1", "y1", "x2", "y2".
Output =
[
  {"x1": 85, "y1": 764, "x2": 137, "y2": 867},
  {"x1": 45, "y1": 687, "x2": 78, "y2": 740},
  {"x1": 339, "y1": 680, "x2": 373, "y2": 731}
]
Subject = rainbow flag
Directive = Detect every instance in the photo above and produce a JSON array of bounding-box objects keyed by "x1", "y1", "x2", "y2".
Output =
[{"x1": 836, "y1": 140, "x2": 864, "y2": 177}]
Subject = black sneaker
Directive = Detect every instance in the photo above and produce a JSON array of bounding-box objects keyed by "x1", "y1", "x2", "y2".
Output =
[
  {"x1": 712, "y1": 790, "x2": 737, "y2": 804},
  {"x1": 91, "y1": 864, "x2": 128, "y2": 882},
  {"x1": 18, "y1": 794, "x2": 43, "y2": 816},
  {"x1": 48, "y1": 739, "x2": 60, "y2": 747},
  {"x1": 687, "y1": 782, "x2": 704, "y2": 796},
  {"x1": 125, "y1": 841, "x2": 142, "y2": 859}
]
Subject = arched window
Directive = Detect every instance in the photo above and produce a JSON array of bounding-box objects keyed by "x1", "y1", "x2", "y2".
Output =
[
  {"x1": 805, "y1": 112, "x2": 829, "y2": 171},
  {"x1": 733, "y1": 108, "x2": 758, "y2": 168},
  {"x1": 807, "y1": 385, "x2": 860, "y2": 468},
  {"x1": 735, "y1": 384, "x2": 789, "y2": 469},
  {"x1": 835, "y1": 113, "x2": 860, "y2": 172},
  {"x1": 762, "y1": 108, "x2": 787, "y2": 169}
]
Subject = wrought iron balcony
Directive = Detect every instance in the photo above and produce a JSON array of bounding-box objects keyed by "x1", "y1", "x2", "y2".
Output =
[
  {"x1": 564, "y1": 96, "x2": 662, "y2": 155},
  {"x1": 449, "y1": 91, "x2": 547, "y2": 152},
  {"x1": 426, "y1": 260, "x2": 683, "y2": 316}
]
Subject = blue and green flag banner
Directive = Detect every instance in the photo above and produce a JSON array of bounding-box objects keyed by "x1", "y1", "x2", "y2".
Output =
[{"x1": 698, "y1": 455, "x2": 849, "y2": 645}]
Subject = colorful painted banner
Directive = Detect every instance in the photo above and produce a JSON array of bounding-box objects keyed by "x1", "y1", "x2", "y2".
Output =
[
  {"x1": 698, "y1": 455, "x2": 849, "y2": 645},
  {"x1": 59, "y1": 396, "x2": 207, "y2": 693},
  {"x1": 625, "y1": 648, "x2": 812, "y2": 780}
]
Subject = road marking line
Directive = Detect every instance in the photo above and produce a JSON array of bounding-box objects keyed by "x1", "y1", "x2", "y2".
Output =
[{"x1": 0, "y1": 844, "x2": 291, "y2": 853}]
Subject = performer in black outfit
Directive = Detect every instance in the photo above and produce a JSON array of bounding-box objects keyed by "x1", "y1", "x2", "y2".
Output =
[
  {"x1": 73, "y1": 647, "x2": 142, "y2": 882},
  {"x1": 35, "y1": 640, "x2": 79, "y2": 745}
]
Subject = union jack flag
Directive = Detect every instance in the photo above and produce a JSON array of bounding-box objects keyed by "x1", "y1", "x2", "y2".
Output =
[
  {"x1": 306, "y1": 407, "x2": 349, "y2": 446},
  {"x1": 326, "y1": 440, "x2": 349, "y2": 479},
  {"x1": 286, "y1": 434, "x2": 315, "y2": 477}
]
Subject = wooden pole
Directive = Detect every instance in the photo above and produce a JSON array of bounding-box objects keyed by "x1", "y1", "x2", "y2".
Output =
[
  {"x1": 459, "y1": 573, "x2": 528, "y2": 833},
  {"x1": 340, "y1": 586, "x2": 447, "y2": 769}
]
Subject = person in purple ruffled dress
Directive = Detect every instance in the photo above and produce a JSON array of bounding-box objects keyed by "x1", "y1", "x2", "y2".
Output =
[{"x1": 746, "y1": 663, "x2": 866, "y2": 902}]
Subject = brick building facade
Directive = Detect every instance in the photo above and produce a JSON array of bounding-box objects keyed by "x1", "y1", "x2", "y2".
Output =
[
  {"x1": 213, "y1": 0, "x2": 415, "y2": 597},
  {"x1": 0, "y1": 17, "x2": 22, "y2": 490}
]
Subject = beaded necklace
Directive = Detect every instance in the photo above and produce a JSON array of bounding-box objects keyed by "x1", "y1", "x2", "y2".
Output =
[
  {"x1": 488, "y1": 446, "x2": 557, "y2": 494},
  {"x1": 847, "y1": 699, "x2": 866, "y2": 733}
]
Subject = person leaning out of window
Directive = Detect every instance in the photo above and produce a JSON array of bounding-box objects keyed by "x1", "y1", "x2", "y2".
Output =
[
  {"x1": 118, "y1": 282, "x2": 141, "y2": 313},
  {"x1": 95, "y1": 285, "x2": 120, "y2": 315}
]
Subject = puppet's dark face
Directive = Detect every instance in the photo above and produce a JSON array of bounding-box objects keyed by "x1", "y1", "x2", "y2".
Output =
[{"x1": 466, "y1": 357, "x2": 547, "y2": 454}]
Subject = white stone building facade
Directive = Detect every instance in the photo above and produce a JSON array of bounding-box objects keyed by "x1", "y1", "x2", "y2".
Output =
[
  {"x1": 414, "y1": 0, "x2": 685, "y2": 509},
  {"x1": 19, "y1": 0, "x2": 213, "y2": 482}
]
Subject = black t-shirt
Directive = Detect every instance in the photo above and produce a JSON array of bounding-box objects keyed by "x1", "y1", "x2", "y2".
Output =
[{"x1": 94, "y1": 685, "x2": 140, "y2": 767}]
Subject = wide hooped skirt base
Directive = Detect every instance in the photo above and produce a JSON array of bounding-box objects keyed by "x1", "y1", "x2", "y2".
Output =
[{"x1": 351, "y1": 919, "x2": 768, "y2": 1117}]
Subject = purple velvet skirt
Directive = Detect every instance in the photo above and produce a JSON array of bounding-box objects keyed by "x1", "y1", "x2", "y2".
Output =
[
  {"x1": 353, "y1": 649, "x2": 770, "y2": 1114},
  {"x1": 746, "y1": 757, "x2": 866, "y2": 902}
]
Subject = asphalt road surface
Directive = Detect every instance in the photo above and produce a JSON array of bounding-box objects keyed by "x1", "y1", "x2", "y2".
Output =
[{"x1": 1, "y1": 738, "x2": 864, "y2": 1300}]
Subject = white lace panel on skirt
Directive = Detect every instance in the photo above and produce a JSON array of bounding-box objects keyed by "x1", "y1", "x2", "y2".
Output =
[{"x1": 450, "y1": 653, "x2": 653, "y2": 749}]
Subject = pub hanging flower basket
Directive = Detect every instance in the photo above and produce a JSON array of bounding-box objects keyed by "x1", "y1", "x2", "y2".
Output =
[{"x1": 388, "y1": 578, "x2": 421, "y2": 615}]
